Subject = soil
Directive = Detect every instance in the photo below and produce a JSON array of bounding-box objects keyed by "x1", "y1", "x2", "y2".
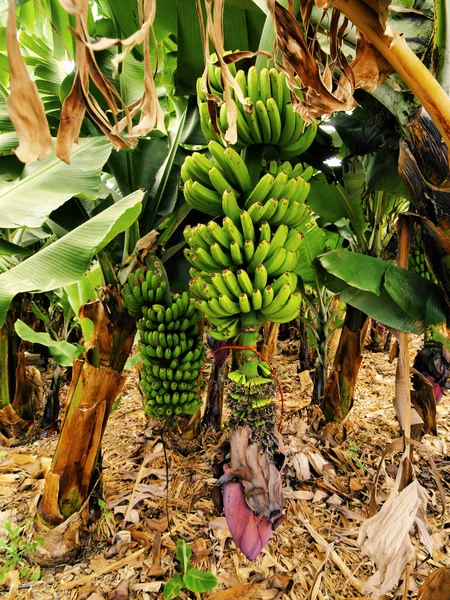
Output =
[{"x1": 1, "y1": 335, "x2": 449, "y2": 600}]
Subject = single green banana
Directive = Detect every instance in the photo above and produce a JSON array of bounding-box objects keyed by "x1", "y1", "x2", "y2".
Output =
[
  {"x1": 278, "y1": 103, "x2": 296, "y2": 147},
  {"x1": 208, "y1": 141, "x2": 239, "y2": 186},
  {"x1": 247, "y1": 202, "x2": 266, "y2": 224},
  {"x1": 269, "y1": 197, "x2": 290, "y2": 226},
  {"x1": 208, "y1": 167, "x2": 237, "y2": 197},
  {"x1": 247, "y1": 239, "x2": 271, "y2": 272},
  {"x1": 223, "y1": 147, "x2": 252, "y2": 192},
  {"x1": 269, "y1": 68, "x2": 283, "y2": 109},
  {"x1": 239, "y1": 292, "x2": 252, "y2": 313},
  {"x1": 240, "y1": 210, "x2": 255, "y2": 243},
  {"x1": 244, "y1": 173, "x2": 274, "y2": 208},
  {"x1": 260, "y1": 198, "x2": 278, "y2": 221},
  {"x1": 253, "y1": 263, "x2": 268, "y2": 291},
  {"x1": 259, "y1": 220, "x2": 272, "y2": 242},
  {"x1": 260, "y1": 281, "x2": 292, "y2": 316},
  {"x1": 267, "y1": 171, "x2": 289, "y2": 201},
  {"x1": 251, "y1": 288, "x2": 263, "y2": 310},
  {"x1": 259, "y1": 68, "x2": 271, "y2": 103},
  {"x1": 208, "y1": 220, "x2": 231, "y2": 248},
  {"x1": 223, "y1": 216, "x2": 245, "y2": 247},
  {"x1": 267, "y1": 98, "x2": 282, "y2": 144},
  {"x1": 237, "y1": 269, "x2": 254, "y2": 296},
  {"x1": 255, "y1": 100, "x2": 272, "y2": 144},
  {"x1": 244, "y1": 238, "x2": 255, "y2": 263},
  {"x1": 284, "y1": 229, "x2": 302, "y2": 253},
  {"x1": 210, "y1": 242, "x2": 233, "y2": 268},
  {"x1": 262, "y1": 285, "x2": 274, "y2": 307},
  {"x1": 218, "y1": 294, "x2": 240, "y2": 315},
  {"x1": 243, "y1": 98, "x2": 263, "y2": 144},
  {"x1": 222, "y1": 189, "x2": 242, "y2": 224},
  {"x1": 222, "y1": 269, "x2": 241, "y2": 298},
  {"x1": 263, "y1": 246, "x2": 287, "y2": 275},
  {"x1": 247, "y1": 66, "x2": 260, "y2": 107},
  {"x1": 230, "y1": 240, "x2": 244, "y2": 265},
  {"x1": 266, "y1": 291, "x2": 302, "y2": 322},
  {"x1": 266, "y1": 223, "x2": 289, "y2": 259}
]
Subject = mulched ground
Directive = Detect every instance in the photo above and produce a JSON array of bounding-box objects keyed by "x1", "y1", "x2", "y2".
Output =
[{"x1": 1, "y1": 335, "x2": 449, "y2": 600}]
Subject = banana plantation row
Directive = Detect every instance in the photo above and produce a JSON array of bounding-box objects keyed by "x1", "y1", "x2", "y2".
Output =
[{"x1": 0, "y1": 0, "x2": 449, "y2": 594}]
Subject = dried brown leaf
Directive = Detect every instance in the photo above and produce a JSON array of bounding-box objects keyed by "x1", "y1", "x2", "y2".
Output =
[
  {"x1": 107, "y1": 579, "x2": 130, "y2": 600},
  {"x1": 207, "y1": 582, "x2": 260, "y2": 600},
  {"x1": 418, "y1": 568, "x2": 450, "y2": 600},
  {"x1": 6, "y1": 0, "x2": 52, "y2": 163},
  {"x1": 350, "y1": 33, "x2": 394, "y2": 91},
  {"x1": 268, "y1": 0, "x2": 356, "y2": 122}
]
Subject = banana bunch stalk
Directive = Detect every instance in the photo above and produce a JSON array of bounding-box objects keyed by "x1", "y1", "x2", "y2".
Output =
[
  {"x1": 182, "y1": 157, "x2": 311, "y2": 559},
  {"x1": 122, "y1": 254, "x2": 205, "y2": 420},
  {"x1": 198, "y1": 62, "x2": 317, "y2": 157}
]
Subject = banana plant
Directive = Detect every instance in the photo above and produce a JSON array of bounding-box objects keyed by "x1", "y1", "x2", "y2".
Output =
[{"x1": 303, "y1": 150, "x2": 409, "y2": 421}]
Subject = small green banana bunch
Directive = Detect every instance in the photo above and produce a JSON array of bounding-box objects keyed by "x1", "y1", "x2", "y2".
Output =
[
  {"x1": 122, "y1": 255, "x2": 205, "y2": 420},
  {"x1": 183, "y1": 163, "x2": 309, "y2": 338},
  {"x1": 409, "y1": 247, "x2": 437, "y2": 283},
  {"x1": 198, "y1": 62, "x2": 317, "y2": 156},
  {"x1": 181, "y1": 141, "x2": 311, "y2": 219}
]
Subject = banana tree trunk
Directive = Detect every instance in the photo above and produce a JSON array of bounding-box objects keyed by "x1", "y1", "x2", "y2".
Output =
[
  {"x1": 321, "y1": 306, "x2": 370, "y2": 422},
  {"x1": 37, "y1": 288, "x2": 135, "y2": 527}
]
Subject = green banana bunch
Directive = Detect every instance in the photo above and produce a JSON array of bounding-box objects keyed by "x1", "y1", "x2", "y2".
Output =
[
  {"x1": 182, "y1": 144, "x2": 311, "y2": 219},
  {"x1": 121, "y1": 255, "x2": 206, "y2": 420},
  {"x1": 409, "y1": 247, "x2": 437, "y2": 283},
  {"x1": 198, "y1": 63, "x2": 317, "y2": 156},
  {"x1": 183, "y1": 164, "x2": 308, "y2": 338}
]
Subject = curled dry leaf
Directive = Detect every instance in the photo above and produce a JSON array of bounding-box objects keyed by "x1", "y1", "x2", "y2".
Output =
[
  {"x1": 56, "y1": 0, "x2": 165, "y2": 163},
  {"x1": 6, "y1": 0, "x2": 52, "y2": 163}
]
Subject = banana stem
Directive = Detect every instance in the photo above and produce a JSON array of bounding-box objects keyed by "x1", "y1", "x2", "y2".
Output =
[
  {"x1": 239, "y1": 311, "x2": 260, "y2": 378},
  {"x1": 332, "y1": 0, "x2": 450, "y2": 152}
]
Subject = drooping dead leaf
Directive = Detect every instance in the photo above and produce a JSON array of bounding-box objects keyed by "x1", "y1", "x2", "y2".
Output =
[
  {"x1": 268, "y1": 0, "x2": 357, "y2": 122},
  {"x1": 358, "y1": 468, "x2": 433, "y2": 599},
  {"x1": 6, "y1": 0, "x2": 52, "y2": 163},
  {"x1": 56, "y1": 0, "x2": 165, "y2": 163}
]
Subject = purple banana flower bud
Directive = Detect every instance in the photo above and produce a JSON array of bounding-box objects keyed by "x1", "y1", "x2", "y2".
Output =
[
  {"x1": 207, "y1": 335, "x2": 229, "y2": 368},
  {"x1": 221, "y1": 464, "x2": 283, "y2": 560}
]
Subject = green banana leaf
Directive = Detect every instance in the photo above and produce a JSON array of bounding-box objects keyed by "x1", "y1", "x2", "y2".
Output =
[
  {"x1": 0, "y1": 190, "x2": 144, "y2": 327},
  {"x1": 14, "y1": 319, "x2": 84, "y2": 367},
  {"x1": 0, "y1": 137, "x2": 112, "y2": 229},
  {"x1": 318, "y1": 250, "x2": 447, "y2": 333},
  {"x1": 307, "y1": 174, "x2": 368, "y2": 240}
]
